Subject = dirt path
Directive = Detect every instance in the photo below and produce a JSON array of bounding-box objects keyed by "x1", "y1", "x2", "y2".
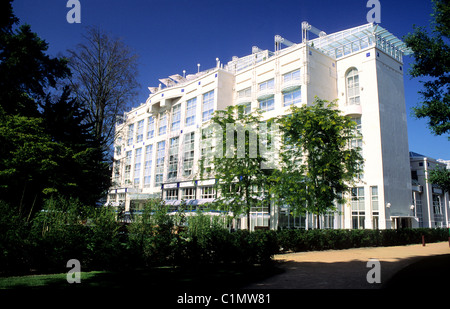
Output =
[{"x1": 246, "y1": 242, "x2": 450, "y2": 289}]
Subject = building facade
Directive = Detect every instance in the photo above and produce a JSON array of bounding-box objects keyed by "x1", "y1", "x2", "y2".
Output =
[
  {"x1": 410, "y1": 152, "x2": 450, "y2": 228},
  {"x1": 106, "y1": 22, "x2": 448, "y2": 230}
]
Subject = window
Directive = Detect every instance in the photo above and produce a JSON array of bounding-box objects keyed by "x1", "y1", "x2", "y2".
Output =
[
  {"x1": 259, "y1": 96, "x2": 274, "y2": 112},
  {"x1": 237, "y1": 102, "x2": 251, "y2": 115},
  {"x1": 238, "y1": 87, "x2": 251, "y2": 99},
  {"x1": 351, "y1": 187, "x2": 365, "y2": 229},
  {"x1": 201, "y1": 186, "x2": 215, "y2": 199},
  {"x1": 350, "y1": 137, "x2": 363, "y2": 150},
  {"x1": 185, "y1": 97, "x2": 197, "y2": 127},
  {"x1": 350, "y1": 128, "x2": 363, "y2": 179},
  {"x1": 283, "y1": 69, "x2": 300, "y2": 84},
  {"x1": 127, "y1": 123, "x2": 134, "y2": 146},
  {"x1": 181, "y1": 187, "x2": 195, "y2": 200},
  {"x1": 283, "y1": 88, "x2": 301, "y2": 106},
  {"x1": 115, "y1": 137, "x2": 122, "y2": 156},
  {"x1": 165, "y1": 189, "x2": 178, "y2": 200},
  {"x1": 134, "y1": 148, "x2": 142, "y2": 187},
  {"x1": 202, "y1": 90, "x2": 214, "y2": 122},
  {"x1": 113, "y1": 161, "x2": 121, "y2": 185},
  {"x1": 351, "y1": 117, "x2": 362, "y2": 133},
  {"x1": 158, "y1": 112, "x2": 167, "y2": 136},
  {"x1": 125, "y1": 151, "x2": 132, "y2": 182},
  {"x1": 346, "y1": 68, "x2": 360, "y2": 105},
  {"x1": 183, "y1": 132, "x2": 195, "y2": 177},
  {"x1": 371, "y1": 186, "x2": 379, "y2": 229},
  {"x1": 155, "y1": 141, "x2": 165, "y2": 186},
  {"x1": 200, "y1": 126, "x2": 214, "y2": 174},
  {"x1": 171, "y1": 104, "x2": 181, "y2": 132},
  {"x1": 147, "y1": 116, "x2": 155, "y2": 139},
  {"x1": 144, "y1": 145, "x2": 153, "y2": 187},
  {"x1": 322, "y1": 212, "x2": 335, "y2": 229},
  {"x1": 168, "y1": 137, "x2": 179, "y2": 180},
  {"x1": 136, "y1": 120, "x2": 144, "y2": 143},
  {"x1": 259, "y1": 79, "x2": 274, "y2": 92},
  {"x1": 433, "y1": 195, "x2": 442, "y2": 215},
  {"x1": 412, "y1": 192, "x2": 423, "y2": 227},
  {"x1": 108, "y1": 193, "x2": 117, "y2": 202}
]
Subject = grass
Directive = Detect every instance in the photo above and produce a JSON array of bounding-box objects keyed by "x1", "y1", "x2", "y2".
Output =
[
  {"x1": 0, "y1": 263, "x2": 283, "y2": 290},
  {"x1": 0, "y1": 271, "x2": 103, "y2": 289}
]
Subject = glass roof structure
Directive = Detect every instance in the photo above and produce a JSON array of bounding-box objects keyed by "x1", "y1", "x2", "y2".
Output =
[{"x1": 308, "y1": 23, "x2": 413, "y2": 62}]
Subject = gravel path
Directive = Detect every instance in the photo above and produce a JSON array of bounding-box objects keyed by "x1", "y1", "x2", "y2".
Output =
[{"x1": 246, "y1": 242, "x2": 450, "y2": 289}]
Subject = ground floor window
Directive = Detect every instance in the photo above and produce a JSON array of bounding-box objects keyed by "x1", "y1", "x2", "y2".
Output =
[
  {"x1": 322, "y1": 213, "x2": 335, "y2": 229},
  {"x1": 108, "y1": 194, "x2": 117, "y2": 202},
  {"x1": 371, "y1": 186, "x2": 379, "y2": 229},
  {"x1": 165, "y1": 189, "x2": 178, "y2": 200},
  {"x1": 351, "y1": 187, "x2": 365, "y2": 229},
  {"x1": 181, "y1": 187, "x2": 195, "y2": 200},
  {"x1": 201, "y1": 186, "x2": 215, "y2": 199},
  {"x1": 412, "y1": 192, "x2": 423, "y2": 227}
]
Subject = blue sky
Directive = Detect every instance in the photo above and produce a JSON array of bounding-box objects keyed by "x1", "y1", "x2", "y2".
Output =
[{"x1": 12, "y1": 0, "x2": 450, "y2": 160}]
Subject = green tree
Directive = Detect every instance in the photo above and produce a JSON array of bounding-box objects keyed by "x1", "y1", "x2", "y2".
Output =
[
  {"x1": 273, "y1": 97, "x2": 364, "y2": 229},
  {"x1": 41, "y1": 86, "x2": 111, "y2": 206},
  {"x1": 0, "y1": 2, "x2": 110, "y2": 214},
  {"x1": 428, "y1": 166, "x2": 450, "y2": 193},
  {"x1": 403, "y1": 0, "x2": 450, "y2": 139},
  {"x1": 0, "y1": 112, "x2": 62, "y2": 216},
  {"x1": 200, "y1": 105, "x2": 274, "y2": 230}
]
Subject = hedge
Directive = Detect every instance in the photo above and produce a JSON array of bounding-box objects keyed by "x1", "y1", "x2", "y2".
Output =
[
  {"x1": 1, "y1": 197, "x2": 449, "y2": 276},
  {"x1": 276, "y1": 228, "x2": 449, "y2": 253}
]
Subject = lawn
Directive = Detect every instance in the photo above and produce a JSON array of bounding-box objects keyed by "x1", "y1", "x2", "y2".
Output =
[{"x1": 0, "y1": 263, "x2": 283, "y2": 290}]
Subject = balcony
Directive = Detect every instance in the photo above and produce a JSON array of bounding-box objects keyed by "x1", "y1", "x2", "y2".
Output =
[
  {"x1": 281, "y1": 76, "x2": 302, "y2": 93},
  {"x1": 342, "y1": 104, "x2": 362, "y2": 116},
  {"x1": 235, "y1": 93, "x2": 252, "y2": 105},
  {"x1": 257, "y1": 87, "x2": 275, "y2": 101}
]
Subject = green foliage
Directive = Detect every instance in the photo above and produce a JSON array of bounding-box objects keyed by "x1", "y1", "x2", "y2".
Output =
[
  {"x1": 29, "y1": 196, "x2": 90, "y2": 273},
  {"x1": 0, "y1": 200, "x2": 31, "y2": 274},
  {"x1": 403, "y1": 0, "x2": 450, "y2": 139},
  {"x1": 126, "y1": 198, "x2": 176, "y2": 266},
  {"x1": 273, "y1": 97, "x2": 364, "y2": 222},
  {"x1": 427, "y1": 166, "x2": 450, "y2": 193},
  {"x1": 0, "y1": 113, "x2": 62, "y2": 214},
  {"x1": 276, "y1": 228, "x2": 448, "y2": 252},
  {"x1": 0, "y1": 4, "x2": 110, "y2": 214},
  {"x1": 202, "y1": 105, "x2": 273, "y2": 230},
  {"x1": 1, "y1": 196, "x2": 448, "y2": 277}
]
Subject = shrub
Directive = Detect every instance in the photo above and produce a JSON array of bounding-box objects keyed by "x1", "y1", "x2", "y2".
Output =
[
  {"x1": 276, "y1": 228, "x2": 448, "y2": 254},
  {"x1": 126, "y1": 198, "x2": 175, "y2": 267},
  {"x1": 2, "y1": 194, "x2": 449, "y2": 275},
  {"x1": 0, "y1": 200, "x2": 32, "y2": 274}
]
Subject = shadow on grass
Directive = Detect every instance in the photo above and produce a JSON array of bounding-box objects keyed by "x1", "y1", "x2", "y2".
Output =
[{"x1": 0, "y1": 263, "x2": 284, "y2": 291}]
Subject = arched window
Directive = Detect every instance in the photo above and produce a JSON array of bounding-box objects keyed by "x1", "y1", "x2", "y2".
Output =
[{"x1": 346, "y1": 68, "x2": 360, "y2": 105}]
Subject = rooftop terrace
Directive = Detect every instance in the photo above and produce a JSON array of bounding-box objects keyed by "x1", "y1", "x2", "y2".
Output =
[{"x1": 141, "y1": 22, "x2": 412, "y2": 110}]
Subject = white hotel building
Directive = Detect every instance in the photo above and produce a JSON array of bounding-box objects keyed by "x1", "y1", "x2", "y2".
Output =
[{"x1": 106, "y1": 22, "x2": 449, "y2": 230}]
